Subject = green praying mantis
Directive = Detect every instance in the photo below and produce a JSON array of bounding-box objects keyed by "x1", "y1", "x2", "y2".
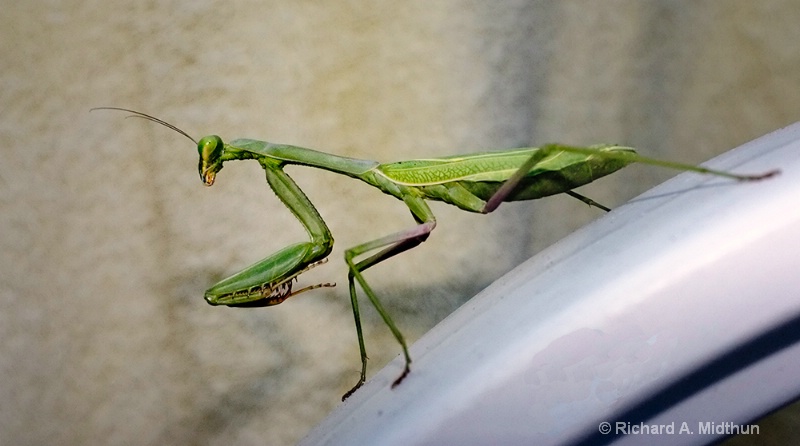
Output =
[{"x1": 95, "y1": 107, "x2": 778, "y2": 400}]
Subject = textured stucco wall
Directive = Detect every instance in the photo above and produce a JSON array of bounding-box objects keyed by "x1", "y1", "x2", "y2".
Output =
[{"x1": 2, "y1": 1, "x2": 799, "y2": 445}]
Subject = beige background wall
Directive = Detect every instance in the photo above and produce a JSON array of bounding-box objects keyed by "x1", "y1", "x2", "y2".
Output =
[{"x1": 2, "y1": 1, "x2": 799, "y2": 445}]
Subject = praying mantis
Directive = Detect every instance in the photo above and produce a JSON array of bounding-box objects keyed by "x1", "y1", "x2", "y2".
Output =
[{"x1": 95, "y1": 107, "x2": 778, "y2": 400}]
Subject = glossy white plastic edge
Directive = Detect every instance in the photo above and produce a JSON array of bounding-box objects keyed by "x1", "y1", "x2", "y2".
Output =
[{"x1": 301, "y1": 123, "x2": 800, "y2": 446}]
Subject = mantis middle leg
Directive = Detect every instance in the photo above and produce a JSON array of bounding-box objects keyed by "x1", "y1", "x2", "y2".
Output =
[{"x1": 342, "y1": 195, "x2": 436, "y2": 400}]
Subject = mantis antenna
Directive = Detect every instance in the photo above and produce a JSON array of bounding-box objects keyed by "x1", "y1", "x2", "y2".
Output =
[{"x1": 91, "y1": 107, "x2": 197, "y2": 145}]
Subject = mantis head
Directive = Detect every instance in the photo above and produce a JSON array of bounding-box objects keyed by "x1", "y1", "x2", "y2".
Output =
[{"x1": 197, "y1": 135, "x2": 225, "y2": 186}]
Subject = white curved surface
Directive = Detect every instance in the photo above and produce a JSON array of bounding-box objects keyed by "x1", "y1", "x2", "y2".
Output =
[{"x1": 301, "y1": 123, "x2": 800, "y2": 446}]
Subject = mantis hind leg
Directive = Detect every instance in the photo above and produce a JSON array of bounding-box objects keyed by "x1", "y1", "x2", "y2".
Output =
[
  {"x1": 341, "y1": 195, "x2": 436, "y2": 400},
  {"x1": 482, "y1": 145, "x2": 610, "y2": 213},
  {"x1": 483, "y1": 145, "x2": 779, "y2": 214}
]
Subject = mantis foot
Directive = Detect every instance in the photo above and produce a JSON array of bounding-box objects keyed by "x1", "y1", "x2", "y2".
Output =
[
  {"x1": 342, "y1": 379, "x2": 364, "y2": 401},
  {"x1": 391, "y1": 363, "x2": 410, "y2": 389}
]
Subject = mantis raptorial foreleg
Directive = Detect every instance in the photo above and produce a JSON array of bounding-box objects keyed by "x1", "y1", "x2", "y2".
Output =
[{"x1": 203, "y1": 162, "x2": 336, "y2": 307}]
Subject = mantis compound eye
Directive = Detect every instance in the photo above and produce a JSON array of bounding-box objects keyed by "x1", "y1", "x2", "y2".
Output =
[{"x1": 197, "y1": 135, "x2": 224, "y2": 185}]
